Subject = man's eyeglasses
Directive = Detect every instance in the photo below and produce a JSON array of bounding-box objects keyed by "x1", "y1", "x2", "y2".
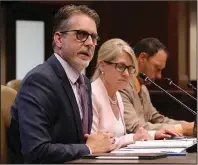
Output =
[
  {"x1": 60, "y1": 29, "x2": 99, "y2": 46},
  {"x1": 104, "y1": 61, "x2": 136, "y2": 74}
]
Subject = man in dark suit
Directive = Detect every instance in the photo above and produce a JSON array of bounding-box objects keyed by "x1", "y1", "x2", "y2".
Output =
[{"x1": 9, "y1": 5, "x2": 116, "y2": 163}]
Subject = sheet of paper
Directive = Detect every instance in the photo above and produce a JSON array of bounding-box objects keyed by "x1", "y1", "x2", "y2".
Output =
[
  {"x1": 167, "y1": 138, "x2": 197, "y2": 142},
  {"x1": 111, "y1": 148, "x2": 186, "y2": 154},
  {"x1": 126, "y1": 139, "x2": 196, "y2": 149},
  {"x1": 96, "y1": 156, "x2": 139, "y2": 160}
]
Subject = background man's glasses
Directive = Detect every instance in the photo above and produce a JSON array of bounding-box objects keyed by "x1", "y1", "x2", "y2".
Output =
[
  {"x1": 104, "y1": 61, "x2": 136, "y2": 74},
  {"x1": 60, "y1": 29, "x2": 99, "y2": 46}
]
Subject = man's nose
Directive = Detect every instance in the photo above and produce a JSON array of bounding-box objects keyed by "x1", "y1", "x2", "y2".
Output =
[{"x1": 84, "y1": 35, "x2": 95, "y2": 46}]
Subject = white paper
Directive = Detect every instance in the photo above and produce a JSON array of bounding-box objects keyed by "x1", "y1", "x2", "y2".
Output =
[
  {"x1": 111, "y1": 148, "x2": 186, "y2": 154},
  {"x1": 96, "y1": 156, "x2": 139, "y2": 160},
  {"x1": 126, "y1": 139, "x2": 196, "y2": 149}
]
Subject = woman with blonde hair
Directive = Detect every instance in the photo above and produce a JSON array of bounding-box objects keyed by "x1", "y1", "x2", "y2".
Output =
[{"x1": 91, "y1": 38, "x2": 153, "y2": 149}]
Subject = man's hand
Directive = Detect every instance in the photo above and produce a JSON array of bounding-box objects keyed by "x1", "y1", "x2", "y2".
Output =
[
  {"x1": 155, "y1": 128, "x2": 183, "y2": 139},
  {"x1": 133, "y1": 127, "x2": 153, "y2": 141},
  {"x1": 181, "y1": 122, "x2": 194, "y2": 136},
  {"x1": 85, "y1": 131, "x2": 116, "y2": 154}
]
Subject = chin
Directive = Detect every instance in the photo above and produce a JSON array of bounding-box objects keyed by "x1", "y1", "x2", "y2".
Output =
[
  {"x1": 118, "y1": 82, "x2": 128, "y2": 88},
  {"x1": 75, "y1": 59, "x2": 90, "y2": 72}
]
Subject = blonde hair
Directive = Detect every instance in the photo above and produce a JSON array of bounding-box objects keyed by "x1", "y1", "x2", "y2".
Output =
[{"x1": 91, "y1": 38, "x2": 139, "y2": 82}]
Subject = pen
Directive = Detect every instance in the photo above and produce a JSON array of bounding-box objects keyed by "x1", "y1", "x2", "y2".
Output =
[{"x1": 95, "y1": 156, "x2": 139, "y2": 160}]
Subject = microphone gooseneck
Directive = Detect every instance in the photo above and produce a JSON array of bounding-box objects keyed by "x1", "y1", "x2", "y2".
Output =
[
  {"x1": 164, "y1": 77, "x2": 197, "y2": 101},
  {"x1": 139, "y1": 72, "x2": 197, "y2": 116},
  {"x1": 187, "y1": 82, "x2": 197, "y2": 92}
]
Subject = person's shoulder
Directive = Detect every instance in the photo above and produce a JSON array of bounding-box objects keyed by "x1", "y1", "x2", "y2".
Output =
[
  {"x1": 91, "y1": 78, "x2": 106, "y2": 96},
  {"x1": 119, "y1": 82, "x2": 135, "y2": 96},
  {"x1": 91, "y1": 77, "x2": 101, "y2": 88},
  {"x1": 141, "y1": 85, "x2": 149, "y2": 93},
  {"x1": 141, "y1": 85, "x2": 152, "y2": 101},
  {"x1": 22, "y1": 61, "x2": 55, "y2": 84}
]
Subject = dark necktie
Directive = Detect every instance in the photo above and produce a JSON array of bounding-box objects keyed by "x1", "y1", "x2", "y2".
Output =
[{"x1": 76, "y1": 74, "x2": 89, "y2": 135}]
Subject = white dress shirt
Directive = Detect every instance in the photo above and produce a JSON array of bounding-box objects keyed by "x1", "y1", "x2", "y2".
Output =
[{"x1": 54, "y1": 53, "x2": 83, "y2": 119}]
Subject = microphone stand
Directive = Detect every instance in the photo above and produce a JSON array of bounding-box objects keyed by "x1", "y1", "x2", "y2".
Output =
[
  {"x1": 140, "y1": 73, "x2": 197, "y2": 152},
  {"x1": 139, "y1": 73, "x2": 197, "y2": 116},
  {"x1": 164, "y1": 78, "x2": 197, "y2": 101}
]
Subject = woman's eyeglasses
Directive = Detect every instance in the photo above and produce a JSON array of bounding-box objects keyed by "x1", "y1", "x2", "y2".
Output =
[
  {"x1": 104, "y1": 61, "x2": 136, "y2": 74},
  {"x1": 60, "y1": 29, "x2": 99, "y2": 46}
]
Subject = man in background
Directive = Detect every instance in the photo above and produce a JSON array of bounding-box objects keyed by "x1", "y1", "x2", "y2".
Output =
[
  {"x1": 120, "y1": 38, "x2": 195, "y2": 139},
  {"x1": 9, "y1": 4, "x2": 116, "y2": 163}
]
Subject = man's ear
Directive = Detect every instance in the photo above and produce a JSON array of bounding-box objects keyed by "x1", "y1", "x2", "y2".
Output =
[
  {"x1": 54, "y1": 32, "x2": 63, "y2": 48},
  {"x1": 137, "y1": 52, "x2": 148, "y2": 64}
]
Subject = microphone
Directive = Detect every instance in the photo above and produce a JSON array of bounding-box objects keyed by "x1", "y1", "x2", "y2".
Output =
[
  {"x1": 139, "y1": 72, "x2": 197, "y2": 116},
  {"x1": 164, "y1": 77, "x2": 197, "y2": 101},
  {"x1": 187, "y1": 82, "x2": 197, "y2": 92}
]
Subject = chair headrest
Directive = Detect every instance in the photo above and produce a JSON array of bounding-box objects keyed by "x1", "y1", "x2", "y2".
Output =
[
  {"x1": 1, "y1": 85, "x2": 17, "y2": 127},
  {"x1": 6, "y1": 79, "x2": 22, "y2": 91}
]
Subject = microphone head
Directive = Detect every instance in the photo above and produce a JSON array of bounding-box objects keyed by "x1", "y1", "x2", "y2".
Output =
[
  {"x1": 163, "y1": 77, "x2": 172, "y2": 85},
  {"x1": 164, "y1": 77, "x2": 171, "y2": 82},
  {"x1": 187, "y1": 82, "x2": 192, "y2": 88},
  {"x1": 139, "y1": 72, "x2": 147, "y2": 79},
  {"x1": 187, "y1": 82, "x2": 197, "y2": 91}
]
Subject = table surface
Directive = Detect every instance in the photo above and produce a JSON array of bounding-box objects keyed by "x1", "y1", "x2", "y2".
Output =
[{"x1": 66, "y1": 153, "x2": 197, "y2": 164}]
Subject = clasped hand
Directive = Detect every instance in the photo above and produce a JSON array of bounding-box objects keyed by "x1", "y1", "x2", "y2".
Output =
[{"x1": 85, "y1": 130, "x2": 116, "y2": 154}]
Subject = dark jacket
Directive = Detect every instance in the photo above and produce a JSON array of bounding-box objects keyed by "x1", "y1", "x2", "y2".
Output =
[{"x1": 9, "y1": 55, "x2": 93, "y2": 163}]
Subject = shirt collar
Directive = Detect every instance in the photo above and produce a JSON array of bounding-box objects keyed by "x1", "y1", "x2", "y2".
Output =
[
  {"x1": 54, "y1": 53, "x2": 80, "y2": 84},
  {"x1": 135, "y1": 77, "x2": 141, "y2": 93}
]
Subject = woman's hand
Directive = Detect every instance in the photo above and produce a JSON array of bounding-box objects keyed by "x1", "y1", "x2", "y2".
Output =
[{"x1": 133, "y1": 127, "x2": 153, "y2": 141}]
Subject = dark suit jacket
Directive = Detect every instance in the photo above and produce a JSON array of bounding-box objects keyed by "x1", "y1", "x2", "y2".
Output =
[{"x1": 8, "y1": 55, "x2": 93, "y2": 163}]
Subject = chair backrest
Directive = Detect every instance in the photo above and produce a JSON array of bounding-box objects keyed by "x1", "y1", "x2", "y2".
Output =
[
  {"x1": 6, "y1": 79, "x2": 22, "y2": 92},
  {"x1": 1, "y1": 85, "x2": 17, "y2": 163}
]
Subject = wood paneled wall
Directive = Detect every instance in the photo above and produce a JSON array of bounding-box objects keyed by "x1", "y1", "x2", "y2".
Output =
[
  {"x1": 150, "y1": 90, "x2": 197, "y2": 122},
  {"x1": 1, "y1": 1, "x2": 196, "y2": 122},
  {"x1": 2, "y1": 1, "x2": 195, "y2": 85},
  {"x1": 88, "y1": 1, "x2": 169, "y2": 79}
]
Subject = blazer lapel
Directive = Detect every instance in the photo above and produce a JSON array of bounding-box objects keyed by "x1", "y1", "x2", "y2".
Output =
[{"x1": 47, "y1": 55, "x2": 83, "y2": 141}]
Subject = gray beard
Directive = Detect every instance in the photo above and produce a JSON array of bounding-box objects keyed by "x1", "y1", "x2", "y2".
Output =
[{"x1": 66, "y1": 57, "x2": 89, "y2": 73}]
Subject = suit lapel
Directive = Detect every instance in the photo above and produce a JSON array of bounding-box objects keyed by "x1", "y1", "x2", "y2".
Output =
[
  {"x1": 47, "y1": 55, "x2": 83, "y2": 141},
  {"x1": 61, "y1": 78, "x2": 84, "y2": 139}
]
